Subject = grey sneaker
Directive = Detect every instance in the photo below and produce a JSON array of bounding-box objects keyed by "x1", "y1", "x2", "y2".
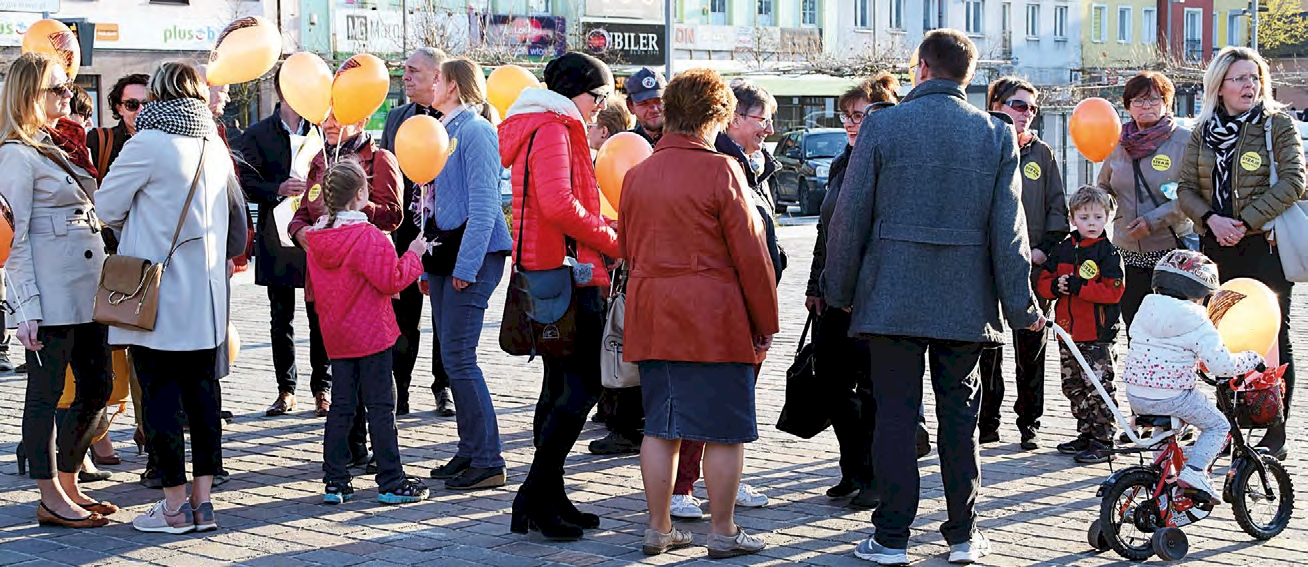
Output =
[
  {"x1": 192, "y1": 501, "x2": 217, "y2": 532},
  {"x1": 0, "y1": 352, "x2": 13, "y2": 372},
  {"x1": 948, "y1": 530, "x2": 992, "y2": 564},
  {"x1": 853, "y1": 536, "x2": 909, "y2": 565},
  {"x1": 132, "y1": 499, "x2": 194, "y2": 534},
  {"x1": 706, "y1": 526, "x2": 765, "y2": 559},
  {"x1": 643, "y1": 526, "x2": 693, "y2": 555}
]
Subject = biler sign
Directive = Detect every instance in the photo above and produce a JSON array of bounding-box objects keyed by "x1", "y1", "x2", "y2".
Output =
[{"x1": 582, "y1": 22, "x2": 664, "y2": 67}]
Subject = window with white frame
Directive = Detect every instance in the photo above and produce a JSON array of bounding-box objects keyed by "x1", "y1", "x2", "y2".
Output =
[
  {"x1": 711, "y1": 0, "x2": 728, "y2": 25},
  {"x1": 1214, "y1": 12, "x2": 1220, "y2": 49},
  {"x1": 854, "y1": 0, "x2": 870, "y2": 28},
  {"x1": 802, "y1": 0, "x2": 818, "y2": 26},
  {"x1": 1184, "y1": 8, "x2": 1203, "y2": 60},
  {"x1": 889, "y1": 0, "x2": 904, "y2": 30},
  {"x1": 1026, "y1": 4, "x2": 1039, "y2": 37},
  {"x1": 757, "y1": 0, "x2": 773, "y2": 26},
  {"x1": 1142, "y1": 8, "x2": 1157, "y2": 45},
  {"x1": 965, "y1": 0, "x2": 984, "y2": 34},
  {"x1": 528, "y1": 0, "x2": 549, "y2": 14},
  {"x1": 1054, "y1": 5, "x2": 1068, "y2": 39},
  {"x1": 1092, "y1": 4, "x2": 1107, "y2": 43},
  {"x1": 924, "y1": 0, "x2": 939, "y2": 30},
  {"x1": 1227, "y1": 11, "x2": 1245, "y2": 46},
  {"x1": 1118, "y1": 6, "x2": 1132, "y2": 43}
]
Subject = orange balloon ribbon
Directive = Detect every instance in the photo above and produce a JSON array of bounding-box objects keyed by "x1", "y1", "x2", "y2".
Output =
[
  {"x1": 394, "y1": 115, "x2": 451, "y2": 185},
  {"x1": 1069, "y1": 98, "x2": 1122, "y2": 163},
  {"x1": 21, "y1": 19, "x2": 80, "y2": 79},
  {"x1": 595, "y1": 132, "x2": 653, "y2": 215}
]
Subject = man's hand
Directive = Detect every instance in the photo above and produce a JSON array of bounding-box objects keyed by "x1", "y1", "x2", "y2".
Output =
[
  {"x1": 227, "y1": 259, "x2": 235, "y2": 278},
  {"x1": 804, "y1": 296, "x2": 826, "y2": 313},
  {"x1": 452, "y1": 277, "x2": 471, "y2": 291},
  {"x1": 17, "y1": 320, "x2": 42, "y2": 351},
  {"x1": 278, "y1": 178, "x2": 306, "y2": 198},
  {"x1": 1126, "y1": 217, "x2": 1151, "y2": 240},
  {"x1": 1030, "y1": 249, "x2": 1047, "y2": 266},
  {"x1": 1027, "y1": 314, "x2": 1047, "y2": 332},
  {"x1": 753, "y1": 334, "x2": 773, "y2": 354}
]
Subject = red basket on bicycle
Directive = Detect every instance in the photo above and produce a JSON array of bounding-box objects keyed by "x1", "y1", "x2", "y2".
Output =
[{"x1": 1228, "y1": 364, "x2": 1287, "y2": 429}]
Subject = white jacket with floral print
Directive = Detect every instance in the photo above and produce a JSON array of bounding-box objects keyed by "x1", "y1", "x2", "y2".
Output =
[{"x1": 1123, "y1": 294, "x2": 1264, "y2": 392}]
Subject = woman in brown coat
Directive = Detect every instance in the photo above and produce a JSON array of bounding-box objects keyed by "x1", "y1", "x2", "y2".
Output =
[{"x1": 618, "y1": 68, "x2": 779, "y2": 559}]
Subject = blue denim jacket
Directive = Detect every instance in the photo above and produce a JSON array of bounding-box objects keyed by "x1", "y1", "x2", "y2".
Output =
[{"x1": 430, "y1": 108, "x2": 513, "y2": 282}]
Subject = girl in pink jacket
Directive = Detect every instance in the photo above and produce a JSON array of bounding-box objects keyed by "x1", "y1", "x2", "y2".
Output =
[{"x1": 304, "y1": 159, "x2": 428, "y2": 505}]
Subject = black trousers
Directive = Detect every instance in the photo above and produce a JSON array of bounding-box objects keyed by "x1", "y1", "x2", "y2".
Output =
[
  {"x1": 513, "y1": 287, "x2": 604, "y2": 514},
  {"x1": 1203, "y1": 233, "x2": 1296, "y2": 414},
  {"x1": 392, "y1": 282, "x2": 450, "y2": 403},
  {"x1": 325, "y1": 347, "x2": 404, "y2": 492},
  {"x1": 134, "y1": 346, "x2": 223, "y2": 488},
  {"x1": 866, "y1": 335, "x2": 983, "y2": 549},
  {"x1": 977, "y1": 326, "x2": 1047, "y2": 435},
  {"x1": 605, "y1": 386, "x2": 644, "y2": 439},
  {"x1": 815, "y1": 308, "x2": 876, "y2": 489},
  {"x1": 21, "y1": 323, "x2": 111, "y2": 479},
  {"x1": 267, "y1": 285, "x2": 331, "y2": 395},
  {"x1": 1120, "y1": 265, "x2": 1156, "y2": 336}
]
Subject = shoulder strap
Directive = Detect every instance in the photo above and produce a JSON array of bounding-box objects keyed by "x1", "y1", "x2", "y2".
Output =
[
  {"x1": 513, "y1": 131, "x2": 539, "y2": 270},
  {"x1": 94, "y1": 128, "x2": 114, "y2": 178},
  {"x1": 163, "y1": 138, "x2": 208, "y2": 267},
  {"x1": 32, "y1": 143, "x2": 95, "y2": 203},
  {"x1": 1131, "y1": 158, "x2": 1184, "y2": 249},
  {"x1": 1267, "y1": 118, "x2": 1279, "y2": 186}
]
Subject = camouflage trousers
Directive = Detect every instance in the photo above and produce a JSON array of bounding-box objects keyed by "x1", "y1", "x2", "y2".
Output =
[{"x1": 1059, "y1": 341, "x2": 1118, "y2": 443}]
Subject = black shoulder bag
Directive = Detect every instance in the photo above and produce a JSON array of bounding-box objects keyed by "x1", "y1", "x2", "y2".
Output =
[{"x1": 498, "y1": 132, "x2": 578, "y2": 358}]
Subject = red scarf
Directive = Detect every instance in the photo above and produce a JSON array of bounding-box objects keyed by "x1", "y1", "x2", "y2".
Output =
[
  {"x1": 1119, "y1": 115, "x2": 1176, "y2": 161},
  {"x1": 43, "y1": 118, "x2": 98, "y2": 179}
]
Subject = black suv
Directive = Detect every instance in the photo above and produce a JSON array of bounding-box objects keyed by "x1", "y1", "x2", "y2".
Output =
[{"x1": 772, "y1": 128, "x2": 847, "y2": 216}]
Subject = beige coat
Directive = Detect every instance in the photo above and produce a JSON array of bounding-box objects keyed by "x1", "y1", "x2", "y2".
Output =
[
  {"x1": 1096, "y1": 123, "x2": 1195, "y2": 253},
  {"x1": 96, "y1": 130, "x2": 234, "y2": 351},
  {"x1": 0, "y1": 139, "x2": 104, "y2": 326}
]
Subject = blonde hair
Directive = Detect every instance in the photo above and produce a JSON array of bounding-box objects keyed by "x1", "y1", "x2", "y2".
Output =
[
  {"x1": 441, "y1": 57, "x2": 488, "y2": 107},
  {"x1": 1198, "y1": 47, "x2": 1284, "y2": 124},
  {"x1": 320, "y1": 158, "x2": 367, "y2": 228},
  {"x1": 149, "y1": 62, "x2": 209, "y2": 103},
  {"x1": 595, "y1": 92, "x2": 634, "y2": 137},
  {"x1": 0, "y1": 52, "x2": 61, "y2": 148},
  {"x1": 1069, "y1": 185, "x2": 1117, "y2": 218}
]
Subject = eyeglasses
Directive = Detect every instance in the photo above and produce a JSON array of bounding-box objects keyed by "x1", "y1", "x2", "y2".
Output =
[
  {"x1": 1224, "y1": 74, "x2": 1260, "y2": 86},
  {"x1": 839, "y1": 112, "x2": 865, "y2": 125},
  {"x1": 589, "y1": 90, "x2": 609, "y2": 106},
  {"x1": 1130, "y1": 96, "x2": 1164, "y2": 108},
  {"x1": 120, "y1": 98, "x2": 144, "y2": 112},
  {"x1": 738, "y1": 112, "x2": 774, "y2": 128},
  {"x1": 1003, "y1": 99, "x2": 1038, "y2": 114},
  {"x1": 44, "y1": 81, "x2": 73, "y2": 96}
]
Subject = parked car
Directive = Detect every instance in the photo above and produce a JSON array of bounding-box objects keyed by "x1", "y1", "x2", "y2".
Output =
[{"x1": 772, "y1": 128, "x2": 846, "y2": 216}]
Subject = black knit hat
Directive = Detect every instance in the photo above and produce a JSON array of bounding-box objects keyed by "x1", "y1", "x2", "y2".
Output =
[{"x1": 544, "y1": 52, "x2": 613, "y2": 100}]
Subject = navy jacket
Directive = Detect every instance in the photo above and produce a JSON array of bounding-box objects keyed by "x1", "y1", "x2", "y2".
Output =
[{"x1": 233, "y1": 105, "x2": 306, "y2": 288}]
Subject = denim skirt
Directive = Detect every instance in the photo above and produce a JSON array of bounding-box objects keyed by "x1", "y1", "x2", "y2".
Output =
[{"x1": 639, "y1": 360, "x2": 758, "y2": 444}]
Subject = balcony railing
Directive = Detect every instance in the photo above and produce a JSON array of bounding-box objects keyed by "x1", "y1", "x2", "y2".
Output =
[
  {"x1": 1184, "y1": 39, "x2": 1203, "y2": 62},
  {"x1": 1001, "y1": 31, "x2": 1012, "y2": 58}
]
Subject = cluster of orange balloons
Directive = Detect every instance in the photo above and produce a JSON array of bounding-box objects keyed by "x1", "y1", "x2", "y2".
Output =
[{"x1": 278, "y1": 52, "x2": 389, "y2": 128}]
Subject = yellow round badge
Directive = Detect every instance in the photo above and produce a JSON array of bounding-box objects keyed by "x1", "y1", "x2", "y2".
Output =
[
  {"x1": 1239, "y1": 151, "x2": 1262, "y2": 172},
  {"x1": 1151, "y1": 155, "x2": 1172, "y2": 172},
  {"x1": 1078, "y1": 260, "x2": 1100, "y2": 279},
  {"x1": 1023, "y1": 162, "x2": 1042, "y2": 180},
  {"x1": 448, "y1": 137, "x2": 458, "y2": 156},
  {"x1": 307, "y1": 184, "x2": 322, "y2": 202}
]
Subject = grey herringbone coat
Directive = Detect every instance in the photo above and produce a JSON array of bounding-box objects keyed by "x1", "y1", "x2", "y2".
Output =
[{"x1": 822, "y1": 79, "x2": 1041, "y2": 344}]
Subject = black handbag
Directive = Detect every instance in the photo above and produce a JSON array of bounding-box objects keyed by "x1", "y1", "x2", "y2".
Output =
[
  {"x1": 776, "y1": 314, "x2": 831, "y2": 439},
  {"x1": 498, "y1": 131, "x2": 578, "y2": 358},
  {"x1": 421, "y1": 222, "x2": 466, "y2": 276}
]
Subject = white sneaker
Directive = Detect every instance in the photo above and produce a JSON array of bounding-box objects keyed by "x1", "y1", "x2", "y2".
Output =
[
  {"x1": 735, "y1": 483, "x2": 768, "y2": 508},
  {"x1": 669, "y1": 494, "x2": 703, "y2": 520},
  {"x1": 948, "y1": 530, "x2": 992, "y2": 564},
  {"x1": 1178, "y1": 466, "x2": 1219, "y2": 501}
]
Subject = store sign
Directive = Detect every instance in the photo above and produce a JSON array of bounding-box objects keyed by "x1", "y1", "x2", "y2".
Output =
[
  {"x1": 583, "y1": 22, "x2": 663, "y2": 66},
  {"x1": 673, "y1": 24, "x2": 734, "y2": 52},
  {"x1": 0, "y1": 0, "x2": 59, "y2": 13},
  {"x1": 583, "y1": 0, "x2": 661, "y2": 20},
  {"x1": 473, "y1": 14, "x2": 566, "y2": 60},
  {"x1": 335, "y1": 8, "x2": 403, "y2": 54},
  {"x1": 674, "y1": 24, "x2": 820, "y2": 54}
]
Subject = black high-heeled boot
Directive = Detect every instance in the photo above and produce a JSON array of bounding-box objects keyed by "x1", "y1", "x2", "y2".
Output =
[
  {"x1": 551, "y1": 477, "x2": 600, "y2": 529},
  {"x1": 510, "y1": 481, "x2": 584, "y2": 540}
]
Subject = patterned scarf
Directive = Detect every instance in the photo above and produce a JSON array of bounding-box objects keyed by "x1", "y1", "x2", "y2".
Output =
[
  {"x1": 1202, "y1": 103, "x2": 1264, "y2": 215},
  {"x1": 134, "y1": 98, "x2": 215, "y2": 138},
  {"x1": 325, "y1": 131, "x2": 370, "y2": 161},
  {"x1": 1120, "y1": 115, "x2": 1176, "y2": 161},
  {"x1": 42, "y1": 117, "x2": 97, "y2": 178}
]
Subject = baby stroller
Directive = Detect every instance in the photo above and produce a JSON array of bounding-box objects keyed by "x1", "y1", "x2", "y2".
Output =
[{"x1": 1049, "y1": 323, "x2": 1295, "y2": 562}]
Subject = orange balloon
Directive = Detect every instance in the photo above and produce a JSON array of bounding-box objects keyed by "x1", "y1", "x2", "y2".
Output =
[
  {"x1": 1210, "y1": 278, "x2": 1282, "y2": 357},
  {"x1": 207, "y1": 16, "x2": 282, "y2": 86},
  {"x1": 279, "y1": 52, "x2": 333, "y2": 124},
  {"x1": 599, "y1": 191, "x2": 618, "y2": 219},
  {"x1": 22, "y1": 19, "x2": 80, "y2": 79},
  {"x1": 595, "y1": 133, "x2": 653, "y2": 213},
  {"x1": 0, "y1": 194, "x2": 12, "y2": 268},
  {"x1": 227, "y1": 323, "x2": 241, "y2": 364},
  {"x1": 487, "y1": 65, "x2": 540, "y2": 119},
  {"x1": 1069, "y1": 97, "x2": 1122, "y2": 163},
  {"x1": 331, "y1": 54, "x2": 390, "y2": 126},
  {"x1": 394, "y1": 115, "x2": 450, "y2": 185},
  {"x1": 907, "y1": 48, "x2": 919, "y2": 87}
]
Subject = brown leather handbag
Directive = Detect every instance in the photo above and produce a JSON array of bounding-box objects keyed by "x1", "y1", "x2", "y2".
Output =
[{"x1": 93, "y1": 140, "x2": 207, "y2": 331}]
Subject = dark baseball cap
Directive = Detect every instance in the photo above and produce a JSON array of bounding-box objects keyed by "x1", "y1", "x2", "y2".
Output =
[{"x1": 627, "y1": 68, "x2": 666, "y2": 103}]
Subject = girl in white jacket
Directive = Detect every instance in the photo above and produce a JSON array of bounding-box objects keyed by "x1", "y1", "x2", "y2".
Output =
[{"x1": 1122, "y1": 250, "x2": 1264, "y2": 500}]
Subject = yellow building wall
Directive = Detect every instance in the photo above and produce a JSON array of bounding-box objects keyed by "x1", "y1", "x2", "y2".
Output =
[
  {"x1": 1082, "y1": 0, "x2": 1158, "y2": 68},
  {"x1": 1213, "y1": 0, "x2": 1250, "y2": 48}
]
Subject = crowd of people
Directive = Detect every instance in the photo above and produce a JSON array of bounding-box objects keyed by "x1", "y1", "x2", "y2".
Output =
[{"x1": 2, "y1": 26, "x2": 1302, "y2": 564}]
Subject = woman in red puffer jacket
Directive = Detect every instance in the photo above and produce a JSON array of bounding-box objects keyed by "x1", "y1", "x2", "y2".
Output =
[{"x1": 498, "y1": 52, "x2": 618, "y2": 541}]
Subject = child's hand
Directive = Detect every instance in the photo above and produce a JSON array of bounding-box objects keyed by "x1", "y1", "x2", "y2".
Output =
[
  {"x1": 1057, "y1": 274, "x2": 1070, "y2": 295},
  {"x1": 407, "y1": 236, "x2": 427, "y2": 257}
]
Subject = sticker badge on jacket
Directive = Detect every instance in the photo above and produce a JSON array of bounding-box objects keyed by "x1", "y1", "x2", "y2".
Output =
[
  {"x1": 307, "y1": 184, "x2": 322, "y2": 203},
  {"x1": 1023, "y1": 162, "x2": 1041, "y2": 180},
  {"x1": 1151, "y1": 155, "x2": 1172, "y2": 171},
  {"x1": 1240, "y1": 151, "x2": 1263, "y2": 171},
  {"x1": 1079, "y1": 259, "x2": 1099, "y2": 279}
]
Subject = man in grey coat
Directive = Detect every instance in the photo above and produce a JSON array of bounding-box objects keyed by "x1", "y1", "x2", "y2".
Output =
[{"x1": 823, "y1": 30, "x2": 1044, "y2": 565}]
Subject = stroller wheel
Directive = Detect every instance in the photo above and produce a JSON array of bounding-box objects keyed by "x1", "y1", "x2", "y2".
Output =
[
  {"x1": 1087, "y1": 519, "x2": 1110, "y2": 552},
  {"x1": 1151, "y1": 528, "x2": 1188, "y2": 561}
]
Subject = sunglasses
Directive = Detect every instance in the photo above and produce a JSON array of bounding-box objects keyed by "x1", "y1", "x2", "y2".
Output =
[
  {"x1": 1003, "y1": 99, "x2": 1038, "y2": 114},
  {"x1": 589, "y1": 90, "x2": 609, "y2": 106},
  {"x1": 120, "y1": 98, "x2": 145, "y2": 112},
  {"x1": 44, "y1": 81, "x2": 73, "y2": 96}
]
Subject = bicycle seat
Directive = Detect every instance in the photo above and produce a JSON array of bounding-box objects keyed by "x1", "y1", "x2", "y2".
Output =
[{"x1": 1135, "y1": 415, "x2": 1174, "y2": 430}]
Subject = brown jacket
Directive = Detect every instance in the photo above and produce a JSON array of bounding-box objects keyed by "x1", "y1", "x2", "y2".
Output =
[
  {"x1": 1178, "y1": 110, "x2": 1306, "y2": 234},
  {"x1": 617, "y1": 134, "x2": 779, "y2": 364}
]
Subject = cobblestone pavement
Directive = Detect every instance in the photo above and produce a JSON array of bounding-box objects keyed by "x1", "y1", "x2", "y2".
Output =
[{"x1": 1, "y1": 220, "x2": 1306, "y2": 566}]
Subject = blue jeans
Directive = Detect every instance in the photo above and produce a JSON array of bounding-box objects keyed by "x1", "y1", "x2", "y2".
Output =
[{"x1": 427, "y1": 252, "x2": 507, "y2": 469}]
